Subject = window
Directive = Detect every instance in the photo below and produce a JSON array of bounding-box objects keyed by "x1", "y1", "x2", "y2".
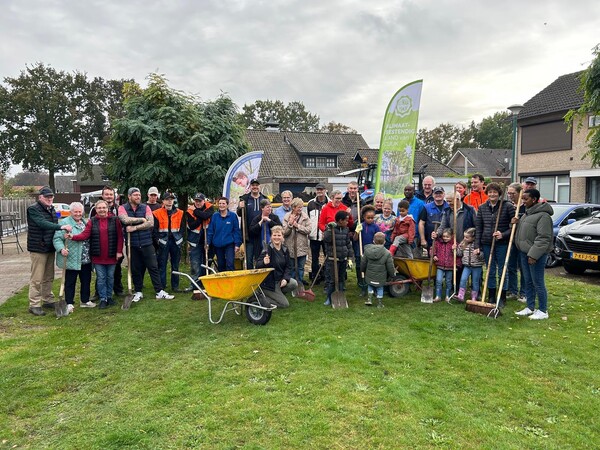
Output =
[
  {"x1": 525, "y1": 174, "x2": 570, "y2": 202},
  {"x1": 589, "y1": 115, "x2": 600, "y2": 128},
  {"x1": 303, "y1": 156, "x2": 337, "y2": 168}
]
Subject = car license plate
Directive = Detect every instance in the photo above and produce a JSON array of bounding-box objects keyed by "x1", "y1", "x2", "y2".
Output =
[{"x1": 572, "y1": 252, "x2": 598, "y2": 262}]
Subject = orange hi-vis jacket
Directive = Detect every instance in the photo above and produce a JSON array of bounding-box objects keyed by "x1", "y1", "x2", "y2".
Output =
[
  {"x1": 154, "y1": 207, "x2": 184, "y2": 246},
  {"x1": 186, "y1": 202, "x2": 213, "y2": 247}
]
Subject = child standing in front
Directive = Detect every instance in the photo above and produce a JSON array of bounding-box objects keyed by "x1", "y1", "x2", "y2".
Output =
[
  {"x1": 456, "y1": 227, "x2": 484, "y2": 302},
  {"x1": 356, "y1": 204, "x2": 380, "y2": 296},
  {"x1": 432, "y1": 228, "x2": 459, "y2": 302},
  {"x1": 360, "y1": 232, "x2": 395, "y2": 308},
  {"x1": 323, "y1": 211, "x2": 354, "y2": 307},
  {"x1": 389, "y1": 200, "x2": 415, "y2": 258}
]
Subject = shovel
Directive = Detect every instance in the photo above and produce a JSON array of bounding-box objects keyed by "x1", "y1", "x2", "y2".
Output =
[
  {"x1": 448, "y1": 192, "x2": 459, "y2": 303},
  {"x1": 122, "y1": 233, "x2": 135, "y2": 310},
  {"x1": 292, "y1": 227, "x2": 315, "y2": 301},
  {"x1": 330, "y1": 226, "x2": 348, "y2": 309},
  {"x1": 55, "y1": 239, "x2": 69, "y2": 318},
  {"x1": 421, "y1": 221, "x2": 440, "y2": 303}
]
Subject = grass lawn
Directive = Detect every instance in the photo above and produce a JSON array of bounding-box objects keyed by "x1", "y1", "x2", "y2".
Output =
[{"x1": 1, "y1": 267, "x2": 599, "y2": 449}]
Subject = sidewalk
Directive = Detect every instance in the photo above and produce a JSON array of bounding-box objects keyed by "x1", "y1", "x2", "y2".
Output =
[{"x1": 0, "y1": 232, "x2": 60, "y2": 306}]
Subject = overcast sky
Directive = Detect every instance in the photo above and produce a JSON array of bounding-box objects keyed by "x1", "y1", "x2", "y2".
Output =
[{"x1": 2, "y1": 0, "x2": 599, "y2": 154}]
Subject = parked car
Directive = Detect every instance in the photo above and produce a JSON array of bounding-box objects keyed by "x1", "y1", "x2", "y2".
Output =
[
  {"x1": 545, "y1": 203, "x2": 600, "y2": 268},
  {"x1": 53, "y1": 203, "x2": 71, "y2": 218},
  {"x1": 554, "y1": 210, "x2": 600, "y2": 274}
]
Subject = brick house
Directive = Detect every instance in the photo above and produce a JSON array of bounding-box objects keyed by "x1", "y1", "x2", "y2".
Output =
[{"x1": 516, "y1": 71, "x2": 600, "y2": 202}]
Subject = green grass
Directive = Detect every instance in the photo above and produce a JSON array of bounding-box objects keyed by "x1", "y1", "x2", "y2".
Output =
[{"x1": 1, "y1": 268, "x2": 599, "y2": 449}]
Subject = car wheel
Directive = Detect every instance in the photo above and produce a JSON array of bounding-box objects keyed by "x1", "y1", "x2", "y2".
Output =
[
  {"x1": 545, "y1": 253, "x2": 560, "y2": 268},
  {"x1": 563, "y1": 262, "x2": 586, "y2": 275}
]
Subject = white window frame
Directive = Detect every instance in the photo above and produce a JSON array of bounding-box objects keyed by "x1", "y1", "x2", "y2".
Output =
[{"x1": 589, "y1": 115, "x2": 600, "y2": 128}]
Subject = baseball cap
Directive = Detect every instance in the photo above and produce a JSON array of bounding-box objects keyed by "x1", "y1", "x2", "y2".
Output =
[
  {"x1": 315, "y1": 183, "x2": 326, "y2": 190},
  {"x1": 250, "y1": 178, "x2": 260, "y2": 185},
  {"x1": 163, "y1": 192, "x2": 176, "y2": 200},
  {"x1": 194, "y1": 192, "x2": 206, "y2": 201},
  {"x1": 128, "y1": 187, "x2": 140, "y2": 196},
  {"x1": 148, "y1": 186, "x2": 159, "y2": 196},
  {"x1": 524, "y1": 177, "x2": 537, "y2": 185},
  {"x1": 39, "y1": 186, "x2": 54, "y2": 197},
  {"x1": 432, "y1": 186, "x2": 445, "y2": 194}
]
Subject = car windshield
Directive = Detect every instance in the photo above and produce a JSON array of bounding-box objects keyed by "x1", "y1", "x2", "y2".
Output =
[{"x1": 550, "y1": 205, "x2": 575, "y2": 223}]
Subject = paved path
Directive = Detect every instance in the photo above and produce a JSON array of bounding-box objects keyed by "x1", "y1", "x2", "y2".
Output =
[{"x1": 0, "y1": 232, "x2": 60, "y2": 306}]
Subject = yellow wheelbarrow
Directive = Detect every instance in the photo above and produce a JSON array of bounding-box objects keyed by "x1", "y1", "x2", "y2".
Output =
[
  {"x1": 173, "y1": 267, "x2": 276, "y2": 325},
  {"x1": 387, "y1": 257, "x2": 437, "y2": 298}
]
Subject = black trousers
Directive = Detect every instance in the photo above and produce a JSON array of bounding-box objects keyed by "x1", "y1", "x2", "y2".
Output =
[
  {"x1": 130, "y1": 245, "x2": 163, "y2": 293},
  {"x1": 65, "y1": 263, "x2": 92, "y2": 305},
  {"x1": 309, "y1": 239, "x2": 325, "y2": 278}
]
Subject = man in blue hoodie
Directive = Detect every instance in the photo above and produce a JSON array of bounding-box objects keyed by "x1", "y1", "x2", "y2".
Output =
[{"x1": 208, "y1": 197, "x2": 242, "y2": 272}]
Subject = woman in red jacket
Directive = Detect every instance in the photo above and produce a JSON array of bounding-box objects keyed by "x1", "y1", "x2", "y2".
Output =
[{"x1": 71, "y1": 200, "x2": 123, "y2": 309}]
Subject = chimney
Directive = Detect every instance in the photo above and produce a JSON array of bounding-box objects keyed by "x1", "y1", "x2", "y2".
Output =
[{"x1": 265, "y1": 116, "x2": 280, "y2": 132}]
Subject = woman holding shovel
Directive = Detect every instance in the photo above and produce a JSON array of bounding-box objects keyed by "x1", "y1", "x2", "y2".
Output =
[
  {"x1": 282, "y1": 198, "x2": 311, "y2": 284},
  {"x1": 53, "y1": 202, "x2": 94, "y2": 314},
  {"x1": 70, "y1": 200, "x2": 123, "y2": 309}
]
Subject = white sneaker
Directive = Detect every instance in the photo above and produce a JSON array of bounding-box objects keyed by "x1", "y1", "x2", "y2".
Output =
[
  {"x1": 529, "y1": 310, "x2": 549, "y2": 320},
  {"x1": 80, "y1": 301, "x2": 96, "y2": 308},
  {"x1": 515, "y1": 307, "x2": 534, "y2": 316},
  {"x1": 517, "y1": 295, "x2": 527, "y2": 303},
  {"x1": 156, "y1": 290, "x2": 174, "y2": 300},
  {"x1": 67, "y1": 304, "x2": 74, "y2": 314},
  {"x1": 132, "y1": 292, "x2": 143, "y2": 302}
]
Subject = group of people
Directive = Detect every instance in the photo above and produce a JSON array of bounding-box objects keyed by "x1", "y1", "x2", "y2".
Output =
[{"x1": 25, "y1": 174, "x2": 552, "y2": 320}]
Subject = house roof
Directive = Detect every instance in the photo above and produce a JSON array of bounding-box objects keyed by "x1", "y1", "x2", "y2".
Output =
[
  {"x1": 448, "y1": 148, "x2": 512, "y2": 177},
  {"x1": 245, "y1": 129, "x2": 371, "y2": 179},
  {"x1": 412, "y1": 150, "x2": 460, "y2": 178},
  {"x1": 518, "y1": 71, "x2": 584, "y2": 120}
]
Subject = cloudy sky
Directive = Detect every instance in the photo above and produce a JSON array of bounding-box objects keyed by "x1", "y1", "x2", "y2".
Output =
[{"x1": 2, "y1": 0, "x2": 599, "y2": 152}]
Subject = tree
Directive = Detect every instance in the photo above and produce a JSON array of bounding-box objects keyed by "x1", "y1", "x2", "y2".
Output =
[
  {"x1": 320, "y1": 121, "x2": 358, "y2": 134},
  {"x1": 0, "y1": 63, "x2": 128, "y2": 190},
  {"x1": 8, "y1": 171, "x2": 49, "y2": 186},
  {"x1": 106, "y1": 73, "x2": 248, "y2": 203},
  {"x1": 239, "y1": 99, "x2": 320, "y2": 131},
  {"x1": 416, "y1": 122, "x2": 477, "y2": 163},
  {"x1": 475, "y1": 111, "x2": 512, "y2": 149},
  {"x1": 566, "y1": 44, "x2": 600, "y2": 167}
]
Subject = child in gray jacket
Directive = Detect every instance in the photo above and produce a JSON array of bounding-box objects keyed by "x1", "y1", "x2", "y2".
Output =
[{"x1": 360, "y1": 232, "x2": 396, "y2": 308}]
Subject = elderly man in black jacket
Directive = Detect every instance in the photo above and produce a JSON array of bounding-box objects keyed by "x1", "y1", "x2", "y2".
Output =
[{"x1": 27, "y1": 187, "x2": 72, "y2": 316}]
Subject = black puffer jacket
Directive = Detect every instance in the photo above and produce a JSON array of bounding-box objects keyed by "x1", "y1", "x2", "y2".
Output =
[
  {"x1": 323, "y1": 226, "x2": 353, "y2": 260},
  {"x1": 27, "y1": 201, "x2": 60, "y2": 253},
  {"x1": 255, "y1": 243, "x2": 292, "y2": 291},
  {"x1": 475, "y1": 200, "x2": 516, "y2": 249}
]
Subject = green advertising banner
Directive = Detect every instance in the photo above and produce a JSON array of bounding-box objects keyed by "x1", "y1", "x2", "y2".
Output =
[{"x1": 375, "y1": 80, "x2": 423, "y2": 198}]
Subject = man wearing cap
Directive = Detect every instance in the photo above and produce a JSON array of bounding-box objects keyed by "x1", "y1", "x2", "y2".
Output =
[
  {"x1": 522, "y1": 177, "x2": 546, "y2": 203},
  {"x1": 419, "y1": 186, "x2": 450, "y2": 251},
  {"x1": 147, "y1": 187, "x2": 161, "y2": 212},
  {"x1": 238, "y1": 179, "x2": 267, "y2": 269},
  {"x1": 26, "y1": 186, "x2": 73, "y2": 316},
  {"x1": 153, "y1": 192, "x2": 186, "y2": 292},
  {"x1": 307, "y1": 183, "x2": 329, "y2": 283},
  {"x1": 118, "y1": 188, "x2": 174, "y2": 301},
  {"x1": 464, "y1": 173, "x2": 488, "y2": 211},
  {"x1": 186, "y1": 193, "x2": 214, "y2": 289}
]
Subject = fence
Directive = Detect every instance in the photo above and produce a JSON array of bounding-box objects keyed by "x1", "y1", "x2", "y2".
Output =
[{"x1": 0, "y1": 198, "x2": 30, "y2": 235}]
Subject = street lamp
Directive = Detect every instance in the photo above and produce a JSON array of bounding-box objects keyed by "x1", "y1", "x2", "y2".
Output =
[{"x1": 508, "y1": 104, "x2": 524, "y2": 183}]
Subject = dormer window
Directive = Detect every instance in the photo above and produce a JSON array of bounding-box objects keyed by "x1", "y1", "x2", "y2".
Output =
[{"x1": 304, "y1": 156, "x2": 337, "y2": 168}]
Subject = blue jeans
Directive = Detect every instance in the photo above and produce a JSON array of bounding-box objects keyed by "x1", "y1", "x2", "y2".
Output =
[
  {"x1": 215, "y1": 244, "x2": 235, "y2": 272},
  {"x1": 157, "y1": 239, "x2": 181, "y2": 290},
  {"x1": 290, "y1": 255, "x2": 307, "y2": 282},
  {"x1": 482, "y1": 243, "x2": 508, "y2": 290},
  {"x1": 190, "y1": 243, "x2": 206, "y2": 280},
  {"x1": 436, "y1": 268, "x2": 453, "y2": 298},
  {"x1": 507, "y1": 243, "x2": 525, "y2": 296},
  {"x1": 368, "y1": 285, "x2": 384, "y2": 298},
  {"x1": 520, "y1": 252, "x2": 548, "y2": 313},
  {"x1": 460, "y1": 266, "x2": 482, "y2": 293},
  {"x1": 95, "y1": 264, "x2": 116, "y2": 301}
]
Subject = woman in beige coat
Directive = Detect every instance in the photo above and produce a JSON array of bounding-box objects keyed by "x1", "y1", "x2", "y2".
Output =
[{"x1": 283, "y1": 198, "x2": 311, "y2": 285}]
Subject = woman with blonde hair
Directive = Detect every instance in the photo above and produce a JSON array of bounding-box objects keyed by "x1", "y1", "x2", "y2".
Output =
[{"x1": 282, "y1": 198, "x2": 311, "y2": 284}]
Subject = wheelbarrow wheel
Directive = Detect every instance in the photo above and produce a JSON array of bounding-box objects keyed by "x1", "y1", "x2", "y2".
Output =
[
  {"x1": 245, "y1": 301, "x2": 272, "y2": 325},
  {"x1": 388, "y1": 275, "x2": 410, "y2": 298}
]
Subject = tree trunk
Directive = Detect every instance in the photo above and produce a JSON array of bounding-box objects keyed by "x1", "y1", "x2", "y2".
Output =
[{"x1": 48, "y1": 168, "x2": 55, "y2": 192}]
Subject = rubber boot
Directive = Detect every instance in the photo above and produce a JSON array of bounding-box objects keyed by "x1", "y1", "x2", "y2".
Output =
[
  {"x1": 389, "y1": 245, "x2": 397, "y2": 256},
  {"x1": 365, "y1": 293, "x2": 373, "y2": 306},
  {"x1": 499, "y1": 290, "x2": 507, "y2": 308},
  {"x1": 487, "y1": 288, "x2": 496, "y2": 304},
  {"x1": 377, "y1": 298, "x2": 384, "y2": 308},
  {"x1": 471, "y1": 290, "x2": 478, "y2": 301},
  {"x1": 457, "y1": 287, "x2": 466, "y2": 301}
]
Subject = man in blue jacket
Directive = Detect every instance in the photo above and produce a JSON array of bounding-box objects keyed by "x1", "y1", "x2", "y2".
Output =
[{"x1": 207, "y1": 197, "x2": 242, "y2": 272}]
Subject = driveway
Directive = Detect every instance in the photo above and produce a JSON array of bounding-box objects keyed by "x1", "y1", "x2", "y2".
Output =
[{"x1": 546, "y1": 265, "x2": 600, "y2": 285}]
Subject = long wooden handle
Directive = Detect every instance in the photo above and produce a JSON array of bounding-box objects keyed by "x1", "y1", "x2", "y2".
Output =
[
  {"x1": 331, "y1": 227, "x2": 339, "y2": 292},
  {"x1": 453, "y1": 190, "x2": 458, "y2": 287},
  {"x1": 496, "y1": 190, "x2": 523, "y2": 304},
  {"x1": 59, "y1": 239, "x2": 68, "y2": 297},
  {"x1": 481, "y1": 196, "x2": 504, "y2": 301},
  {"x1": 127, "y1": 232, "x2": 133, "y2": 292},
  {"x1": 240, "y1": 202, "x2": 247, "y2": 270}
]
